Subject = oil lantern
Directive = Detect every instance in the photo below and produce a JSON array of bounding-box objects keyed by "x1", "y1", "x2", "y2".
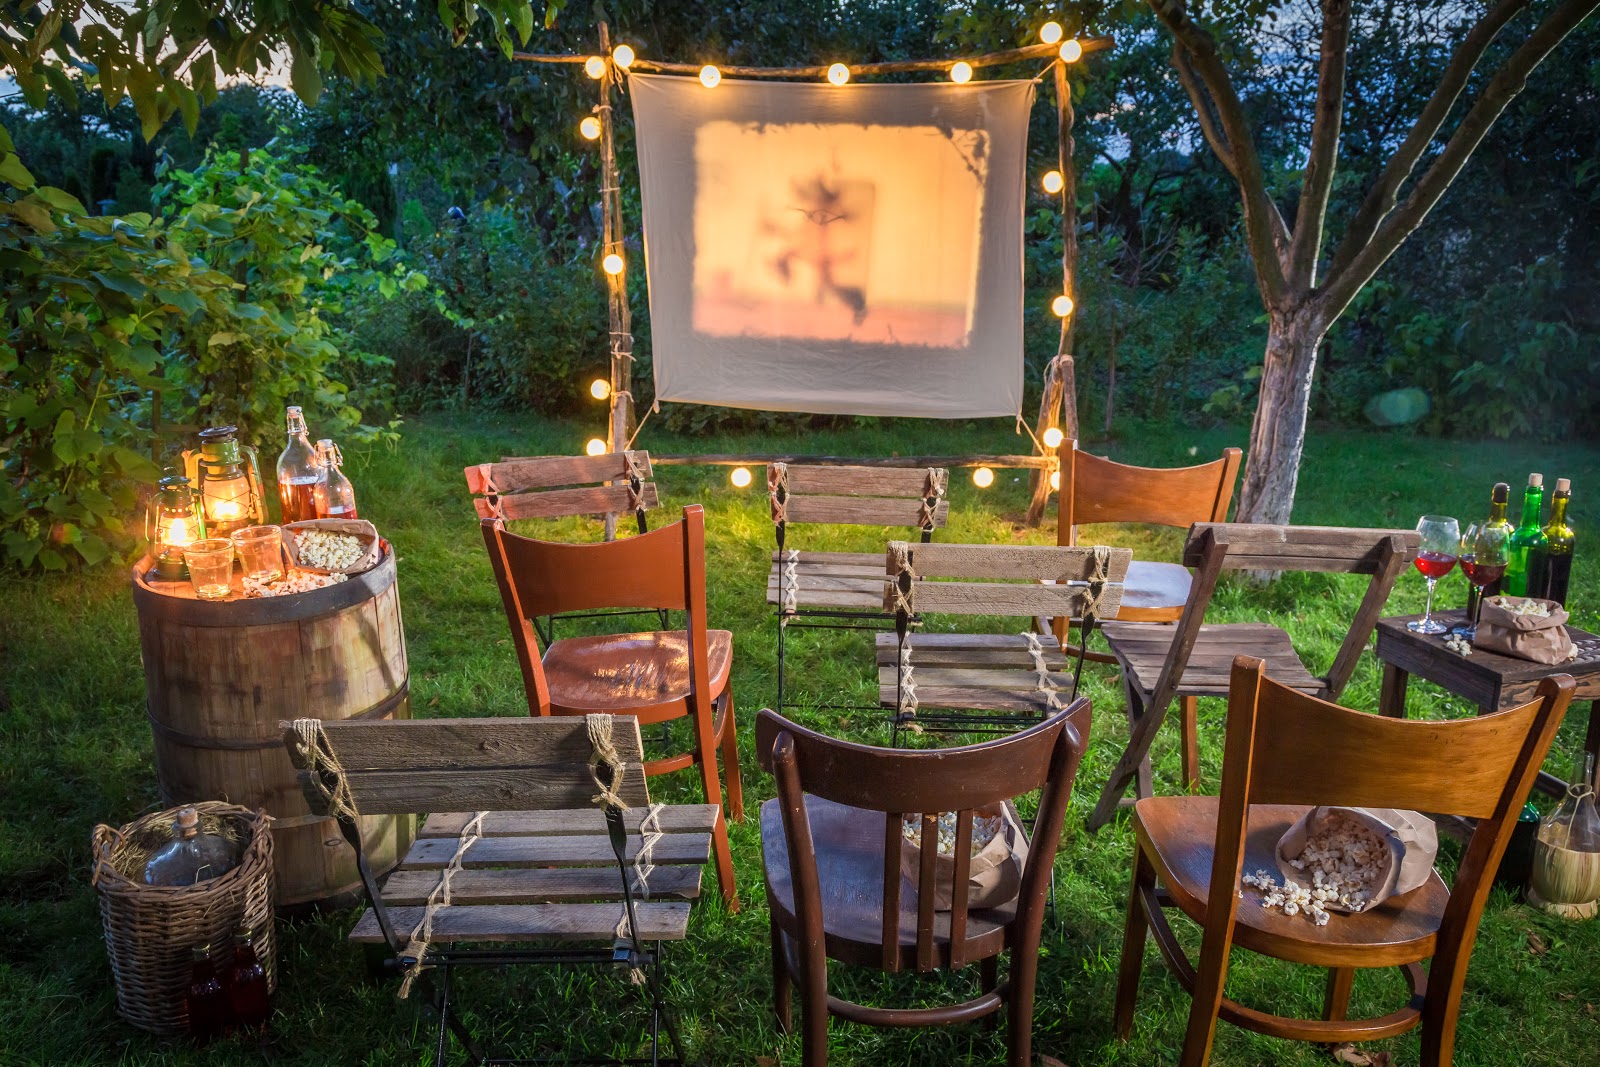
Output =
[
  {"x1": 146, "y1": 470, "x2": 206, "y2": 580},
  {"x1": 185, "y1": 426, "x2": 266, "y2": 538}
]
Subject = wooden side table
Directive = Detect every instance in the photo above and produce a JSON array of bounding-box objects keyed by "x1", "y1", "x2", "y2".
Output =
[{"x1": 1374, "y1": 610, "x2": 1600, "y2": 797}]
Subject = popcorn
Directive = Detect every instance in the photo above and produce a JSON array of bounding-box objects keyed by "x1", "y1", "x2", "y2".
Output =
[
  {"x1": 295, "y1": 529, "x2": 365, "y2": 571},
  {"x1": 902, "y1": 810, "x2": 1004, "y2": 856},
  {"x1": 1444, "y1": 633, "x2": 1472, "y2": 657},
  {"x1": 1490, "y1": 596, "x2": 1552, "y2": 618},
  {"x1": 243, "y1": 569, "x2": 348, "y2": 598},
  {"x1": 1240, "y1": 813, "x2": 1387, "y2": 924}
]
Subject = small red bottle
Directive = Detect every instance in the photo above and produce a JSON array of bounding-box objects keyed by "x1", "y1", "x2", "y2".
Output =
[
  {"x1": 185, "y1": 944, "x2": 231, "y2": 1044},
  {"x1": 225, "y1": 929, "x2": 272, "y2": 1030}
]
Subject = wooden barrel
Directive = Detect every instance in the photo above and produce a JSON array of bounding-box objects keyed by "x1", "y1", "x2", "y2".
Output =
[{"x1": 131, "y1": 545, "x2": 414, "y2": 908}]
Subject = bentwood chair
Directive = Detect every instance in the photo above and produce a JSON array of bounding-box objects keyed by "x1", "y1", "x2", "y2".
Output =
[
  {"x1": 1087, "y1": 523, "x2": 1418, "y2": 830},
  {"x1": 767, "y1": 463, "x2": 949, "y2": 713},
  {"x1": 465, "y1": 450, "x2": 665, "y2": 643},
  {"x1": 481, "y1": 504, "x2": 743, "y2": 908},
  {"x1": 1115, "y1": 656, "x2": 1574, "y2": 1066},
  {"x1": 1052, "y1": 442, "x2": 1241, "y2": 787},
  {"x1": 756, "y1": 698, "x2": 1091, "y2": 1067}
]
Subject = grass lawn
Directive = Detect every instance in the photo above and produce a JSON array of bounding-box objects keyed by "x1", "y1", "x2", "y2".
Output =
[{"x1": 2, "y1": 413, "x2": 1598, "y2": 1066}]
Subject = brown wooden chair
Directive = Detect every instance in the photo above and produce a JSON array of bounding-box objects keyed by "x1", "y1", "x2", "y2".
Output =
[
  {"x1": 768, "y1": 463, "x2": 950, "y2": 713},
  {"x1": 1087, "y1": 523, "x2": 1419, "y2": 831},
  {"x1": 465, "y1": 450, "x2": 664, "y2": 643},
  {"x1": 1115, "y1": 656, "x2": 1574, "y2": 1067},
  {"x1": 877, "y1": 541, "x2": 1130, "y2": 740},
  {"x1": 282, "y1": 714, "x2": 718, "y2": 1066},
  {"x1": 756, "y1": 697, "x2": 1092, "y2": 1067},
  {"x1": 481, "y1": 504, "x2": 743, "y2": 908}
]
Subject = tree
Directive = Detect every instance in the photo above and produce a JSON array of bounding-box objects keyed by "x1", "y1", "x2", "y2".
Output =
[{"x1": 1150, "y1": 0, "x2": 1600, "y2": 524}]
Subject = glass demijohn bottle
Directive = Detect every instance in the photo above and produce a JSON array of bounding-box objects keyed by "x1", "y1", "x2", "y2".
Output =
[
  {"x1": 1530, "y1": 754, "x2": 1600, "y2": 912},
  {"x1": 276, "y1": 406, "x2": 320, "y2": 524},
  {"x1": 312, "y1": 439, "x2": 358, "y2": 520},
  {"x1": 143, "y1": 806, "x2": 239, "y2": 886}
]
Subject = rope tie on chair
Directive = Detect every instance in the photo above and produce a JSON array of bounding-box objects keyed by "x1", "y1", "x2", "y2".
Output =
[
  {"x1": 475, "y1": 462, "x2": 504, "y2": 522},
  {"x1": 586, "y1": 714, "x2": 654, "y2": 984},
  {"x1": 1020, "y1": 631, "x2": 1066, "y2": 712},
  {"x1": 291, "y1": 719, "x2": 361, "y2": 824},
  {"x1": 623, "y1": 452, "x2": 648, "y2": 512},
  {"x1": 396, "y1": 810, "x2": 487, "y2": 1000},
  {"x1": 918, "y1": 468, "x2": 947, "y2": 530},
  {"x1": 897, "y1": 635, "x2": 919, "y2": 718},
  {"x1": 780, "y1": 549, "x2": 800, "y2": 616},
  {"x1": 631, "y1": 802, "x2": 665, "y2": 898},
  {"x1": 888, "y1": 542, "x2": 916, "y2": 618},
  {"x1": 1078, "y1": 545, "x2": 1112, "y2": 621},
  {"x1": 768, "y1": 462, "x2": 789, "y2": 525}
]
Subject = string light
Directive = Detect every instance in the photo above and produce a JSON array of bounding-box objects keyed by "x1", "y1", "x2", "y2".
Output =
[
  {"x1": 603, "y1": 252, "x2": 625, "y2": 275},
  {"x1": 586, "y1": 438, "x2": 607, "y2": 456},
  {"x1": 700, "y1": 64, "x2": 721, "y2": 88},
  {"x1": 1052, "y1": 294, "x2": 1075, "y2": 317},
  {"x1": 973, "y1": 467, "x2": 995, "y2": 489},
  {"x1": 950, "y1": 61, "x2": 972, "y2": 84},
  {"x1": 1042, "y1": 426, "x2": 1065, "y2": 449},
  {"x1": 730, "y1": 466, "x2": 753, "y2": 488},
  {"x1": 827, "y1": 63, "x2": 850, "y2": 86},
  {"x1": 612, "y1": 44, "x2": 635, "y2": 69},
  {"x1": 1059, "y1": 39, "x2": 1084, "y2": 63},
  {"x1": 1042, "y1": 169, "x2": 1065, "y2": 194},
  {"x1": 590, "y1": 379, "x2": 611, "y2": 400},
  {"x1": 1050, "y1": 470, "x2": 1061, "y2": 491},
  {"x1": 584, "y1": 55, "x2": 606, "y2": 79},
  {"x1": 579, "y1": 116, "x2": 602, "y2": 140},
  {"x1": 1040, "y1": 21, "x2": 1064, "y2": 45}
]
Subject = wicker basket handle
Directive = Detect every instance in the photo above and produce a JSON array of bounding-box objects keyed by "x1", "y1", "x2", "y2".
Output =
[{"x1": 90, "y1": 823, "x2": 124, "y2": 889}]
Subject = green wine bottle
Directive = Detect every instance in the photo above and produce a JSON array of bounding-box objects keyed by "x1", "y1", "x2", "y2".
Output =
[
  {"x1": 1482, "y1": 481, "x2": 1514, "y2": 599},
  {"x1": 1504, "y1": 473, "x2": 1547, "y2": 597},
  {"x1": 1531, "y1": 478, "x2": 1574, "y2": 605}
]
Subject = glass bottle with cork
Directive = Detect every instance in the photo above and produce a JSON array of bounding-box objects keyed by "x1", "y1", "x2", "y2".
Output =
[
  {"x1": 225, "y1": 929, "x2": 272, "y2": 1029},
  {"x1": 1531, "y1": 478, "x2": 1575, "y2": 606},
  {"x1": 184, "y1": 944, "x2": 231, "y2": 1044},
  {"x1": 143, "y1": 806, "x2": 240, "y2": 886},
  {"x1": 1504, "y1": 473, "x2": 1548, "y2": 597},
  {"x1": 312, "y1": 439, "x2": 359, "y2": 520},
  {"x1": 1463, "y1": 481, "x2": 1515, "y2": 623},
  {"x1": 276, "y1": 406, "x2": 321, "y2": 524}
]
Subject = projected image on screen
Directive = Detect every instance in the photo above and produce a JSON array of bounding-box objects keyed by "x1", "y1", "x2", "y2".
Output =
[{"x1": 692, "y1": 121, "x2": 987, "y2": 348}]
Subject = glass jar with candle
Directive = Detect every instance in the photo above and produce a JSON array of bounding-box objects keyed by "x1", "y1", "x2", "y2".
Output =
[{"x1": 183, "y1": 538, "x2": 235, "y2": 600}]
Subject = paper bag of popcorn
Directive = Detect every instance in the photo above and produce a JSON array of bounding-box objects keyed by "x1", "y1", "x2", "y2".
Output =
[
  {"x1": 1276, "y1": 807, "x2": 1438, "y2": 913},
  {"x1": 283, "y1": 519, "x2": 380, "y2": 575},
  {"x1": 899, "y1": 802, "x2": 1029, "y2": 911},
  {"x1": 1476, "y1": 596, "x2": 1574, "y2": 664}
]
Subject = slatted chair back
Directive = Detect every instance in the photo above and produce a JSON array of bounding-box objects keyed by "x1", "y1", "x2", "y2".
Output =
[
  {"x1": 756, "y1": 698, "x2": 1090, "y2": 975},
  {"x1": 465, "y1": 451, "x2": 658, "y2": 533},
  {"x1": 480, "y1": 505, "x2": 712, "y2": 718},
  {"x1": 769, "y1": 463, "x2": 949, "y2": 551},
  {"x1": 1057, "y1": 443, "x2": 1242, "y2": 542},
  {"x1": 884, "y1": 542, "x2": 1132, "y2": 623},
  {"x1": 1189, "y1": 657, "x2": 1573, "y2": 1065}
]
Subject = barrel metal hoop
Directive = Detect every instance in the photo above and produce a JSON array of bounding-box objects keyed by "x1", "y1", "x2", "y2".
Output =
[{"x1": 144, "y1": 681, "x2": 411, "y2": 752}]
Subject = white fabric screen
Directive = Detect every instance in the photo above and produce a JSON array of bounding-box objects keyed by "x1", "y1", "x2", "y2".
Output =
[{"x1": 630, "y1": 74, "x2": 1033, "y2": 419}]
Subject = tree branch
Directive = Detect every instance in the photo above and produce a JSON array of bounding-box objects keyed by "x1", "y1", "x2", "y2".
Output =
[
  {"x1": 1326, "y1": 0, "x2": 1534, "y2": 281},
  {"x1": 1288, "y1": 0, "x2": 1352, "y2": 288},
  {"x1": 1320, "y1": 0, "x2": 1600, "y2": 323},
  {"x1": 1171, "y1": 42, "x2": 1238, "y2": 180}
]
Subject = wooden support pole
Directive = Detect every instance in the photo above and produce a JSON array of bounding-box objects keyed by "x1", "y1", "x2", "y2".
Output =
[
  {"x1": 597, "y1": 23, "x2": 634, "y2": 539},
  {"x1": 1024, "y1": 59, "x2": 1080, "y2": 527}
]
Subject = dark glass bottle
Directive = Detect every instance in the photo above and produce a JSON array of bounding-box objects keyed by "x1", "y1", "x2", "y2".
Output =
[
  {"x1": 1466, "y1": 482, "x2": 1516, "y2": 621},
  {"x1": 185, "y1": 944, "x2": 231, "y2": 1044},
  {"x1": 1531, "y1": 478, "x2": 1575, "y2": 605},
  {"x1": 276, "y1": 406, "x2": 320, "y2": 524},
  {"x1": 1504, "y1": 474, "x2": 1547, "y2": 597},
  {"x1": 225, "y1": 930, "x2": 272, "y2": 1029}
]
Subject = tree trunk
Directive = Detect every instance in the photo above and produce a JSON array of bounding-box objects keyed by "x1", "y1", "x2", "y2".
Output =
[{"x1": 1234, "y1": 309, "x2": 1326, "y2": 525}]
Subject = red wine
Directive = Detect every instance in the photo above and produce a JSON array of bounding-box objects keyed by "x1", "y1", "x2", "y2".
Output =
[
  {"x1": 1413, "y1": 550, "x2": 1457, "y2": 580},
  {"x1": 1459, "y1": 555, "x2": 1506, "y2": 587}
]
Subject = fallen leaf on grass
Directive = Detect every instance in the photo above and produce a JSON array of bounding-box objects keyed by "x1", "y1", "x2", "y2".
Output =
[
  {"x1": 755, "y1": 1058, "x2": 775, "y2": 1066},
  {"x1": 1038, "y1": 1056, "x2": 1068, "y2": 1067},
  {"x1": 1370, "y1": 1054, "x2": 1395, "y2": 1067},
  {"x1": 1528, "y1": 931, "x2": 1549, "y2": 955},
  {"x1": 1332, "y1": 1045, "x2": 1373, "y2": 1065},
  {"x1": 428, "y1": 695, "x2": 440, "y2": 707},
  {"x1": 1558, "y1": 991, "x2": 1575, "y2": 1001}
]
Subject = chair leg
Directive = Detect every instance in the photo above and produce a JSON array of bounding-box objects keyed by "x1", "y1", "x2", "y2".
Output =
[
  {"x1": 720, "y1": 688, "x2": 745, "y2": 823},
  {"x1": 1123, "y1": 678, "x2": 1154, "y2": 800},
  {"x1": 1179, "y1": 695, "x2": 1200, "y2": 790},
  {"x1": 1006, "y1": 941, "x2": 1038, "y2": 1067},
  {"x1": 798, "y1": 952, "x2": 829, "y2": 1067},
  {"x1": 1323, "y1": 967, "x2": 1354, "y2": 1023},
  {"x1": 1115, "y1": 845, "x2": 1156, "y2": 1040},
  {"x1": 770, "y1": 919, "x2": 793, "y2": 1035},
  {"x1": 980, "y1": 955, "x2": 999, "y2": 1033}
]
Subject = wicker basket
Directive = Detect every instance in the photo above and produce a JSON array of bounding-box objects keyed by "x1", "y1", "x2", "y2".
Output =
[{"x1": 91, "y1": 802, "x2": 276, "y2": 1035}]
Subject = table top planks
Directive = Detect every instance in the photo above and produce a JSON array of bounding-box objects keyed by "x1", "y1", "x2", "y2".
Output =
[{"x1": 1375, "y1": 612, "x2": 1600, "y2": 708}]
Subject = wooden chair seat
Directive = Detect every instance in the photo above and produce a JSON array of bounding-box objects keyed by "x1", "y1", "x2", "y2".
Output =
[
  {"x1": 874, "y1": 632, "x2": 1079, "y2": 715},
  {"x1": 1117, "y1": 560, "x2": 1194, "y2": 621},
  {"x1": 761, "y1": 795, "x2": 1016, "y2": 969},
  {"x1": 766, "y1": 551, "x2": 887, "y2": 612},
  {"x1": 543, "y1": 630, "x2": 733, "y2": 714},
  {"x1": 1135, "y1": 796, "x2": 1446, "y2": 967},
  {"x1": 1103, "y1": 621, "x2": 1324, "y2": 697}
]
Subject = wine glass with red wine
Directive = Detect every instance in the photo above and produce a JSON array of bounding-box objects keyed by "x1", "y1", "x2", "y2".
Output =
[
  {"x1": 1408, "y1": 515, "x2": 1460, "y2": 635},
  {"x1": 1457, "y1": 521, "x2": 1510, "y2": 639}
]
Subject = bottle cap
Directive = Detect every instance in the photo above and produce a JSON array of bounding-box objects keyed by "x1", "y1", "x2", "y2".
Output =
[
  {"x1": 286, "y1": 405, "x2": 302, "y2": 416},
  {"x1": 1493, "y1": 482, "x2": 1509, "y2": 502},
  {"x1": 1529, "y1": 473, "x2": 1543, "y2": 487},
  {"x1": 1556, "y1": 478, "x2": 1570, "y2": 493},
  {"x1": 174, "y1": 806, "x2": 199, "y2": 830}
]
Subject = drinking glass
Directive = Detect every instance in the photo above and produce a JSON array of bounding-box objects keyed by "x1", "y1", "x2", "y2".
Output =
[
  {"x1": 1456, "y1": 521, "x2": 1510, "y2": 639},
  {"x1": 183, "y1": 538, "x2": 235, "y2": 600},
  {"x1": 231, "y1": 525, "x2": 284, "y2": 583},
  {"x1": 1408, "y1": 515, "x2": 1460, "y2": 634}
]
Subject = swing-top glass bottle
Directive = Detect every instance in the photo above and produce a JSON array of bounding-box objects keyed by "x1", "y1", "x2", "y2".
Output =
[{"x1": 313, "y1": 439, "x2": 359, "y2": 520}]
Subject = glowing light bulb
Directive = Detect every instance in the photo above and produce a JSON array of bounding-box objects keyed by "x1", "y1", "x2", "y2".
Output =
[
  {"x1": 1042, "y1": 426, "x2": 1065, "y2": 449},
  {"x1": 579, "y1": 116, "x2": 602, "y2": 140},
  {"x1": 1050, "y1": 470, "x2": 1061, "y2": 491},
  {"x1": 612, "y1": 44, "x2": 635, "y2": 69},
  {"x1": 584, "y1": 55, "x2": 606, "y2": 79},
  {"x1": 602, "y1": 252, "x2": 625, "y2": 275},
  {"x1": 590, "y1": 378, "x2": 611, "y2": 400},
  {"x1": 827, "y1": 63, "x2": 850, "y2": 86},
  {"x1": 1040, "y1": 21, "x2": 1064, "y2": 45},
  {"x1": 1052, "y1": 294, "x2": 1075, "y2": 317},
  {"x1": 586, "y1": 438, "x2": 607, "y2": 457},
  {"x1": 730, "y1": 466, "x2": 753, "y2": 488},
  {"x1": 699, "y1": 65, "x2": 721, "y2": 88},
  {"x1": 1042, "y1": 169, "x2": 1065, "y2": 194},
  {"x1": 973, "y1": 466, "x2": 995, "y2": 489},
  {"x1": 1059, "y1": 39, "x2": 1083, "y2": 63},
  {"x1": 950, "y1": 61, "x2": 972, "y2": 84}
]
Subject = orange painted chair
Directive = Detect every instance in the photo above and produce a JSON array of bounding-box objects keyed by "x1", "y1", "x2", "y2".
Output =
[{"x1": 480, "y1": 504, "x2": 743, "y2": 908}]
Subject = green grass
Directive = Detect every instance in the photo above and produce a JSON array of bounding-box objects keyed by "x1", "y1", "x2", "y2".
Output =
[{"x1": 2, "y1": 413, "x2": 1598, "y2": 1066}]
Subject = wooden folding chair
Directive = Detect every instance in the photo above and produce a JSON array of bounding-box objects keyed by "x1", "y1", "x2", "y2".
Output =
[
  {"x1": 757, "y1": 697, "x2": 1092, "y2": 1067},
  {"x1": 878, "y1": 542, "x2": 1130, "y2": 740},
  {"x1": 767, "y1": 463, "x2": 949, "y2": 712},
  {"x1": 481, "y1": 504, "x2": 743, "y2": 908},
  {"x1": 464, "y1": 450, "x2": 664, "y2": 643},
  {"x1": 1115, "y1": 656, "x2": 1573, "y2": 1066},
  {"x1": 282, "y1": 714, "x2": 718, "y2": 1066},
  {"x1": 1087, "y1": 523, "x2": 1419, "y2": 831}
]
